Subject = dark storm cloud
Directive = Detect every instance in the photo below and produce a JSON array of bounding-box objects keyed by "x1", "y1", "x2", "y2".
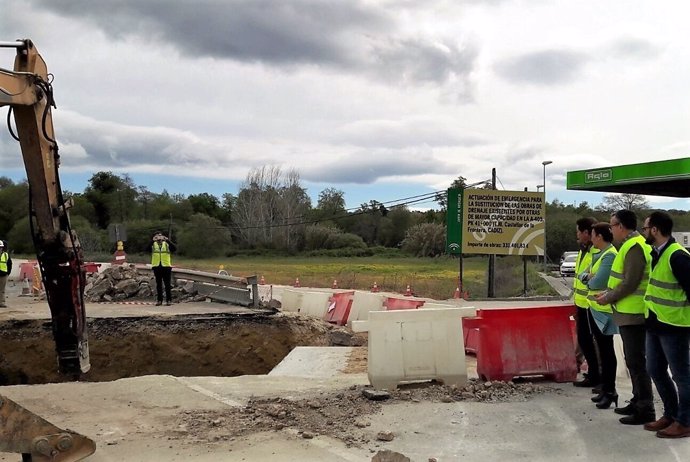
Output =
[
  {"x1": 494, "y1": 49, "x2": 589, "y2": 85},
  {"x1": 301, "y1": 150, "x2": 449, "y2": 184},
  {"x1": 31, "y1": 0, "x2": 477, "y2": 88}
]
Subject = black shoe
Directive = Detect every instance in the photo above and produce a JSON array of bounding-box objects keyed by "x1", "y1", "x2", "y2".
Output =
[
  {"x1": 155, "y1": 301, "x2": 162, "y2": 306},
  {"x1": 596, "y1": 393, "x2": 619, "y2": 409},
  {"x1": 165, "y1": 301, "x2": 172, "y2": 306},
  {"x1": 573, "y1": 377, "x2": 600, "y2": 388},
  {"x1": 591, "y1": 391, "x2": 605, "y2": 403},
  {"x1": 614, "y1": 403, "x2": 636, "y2": 415},
  {"x1": 619, "y1": 413, "x2": 656, "y2": 425}
]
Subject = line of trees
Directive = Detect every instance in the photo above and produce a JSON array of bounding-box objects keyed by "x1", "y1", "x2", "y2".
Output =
[{"x1": 1, "y1": 171, "x2": 689, "y2": 261}]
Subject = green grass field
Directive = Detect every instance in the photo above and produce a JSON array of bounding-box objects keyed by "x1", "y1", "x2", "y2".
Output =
[{"x1": 172, "y1": 255, "x2": 555, "y2": 300}]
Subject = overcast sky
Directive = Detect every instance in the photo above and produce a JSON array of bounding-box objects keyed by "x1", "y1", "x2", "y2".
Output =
[{"x1": 2, "y1": 0, "x2": 689, "y2": 210}]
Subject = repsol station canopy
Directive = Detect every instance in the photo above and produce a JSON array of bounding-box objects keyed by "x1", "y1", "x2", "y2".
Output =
[{"x1": 567, "y1": 157, "x2": 690, "y2": 198}]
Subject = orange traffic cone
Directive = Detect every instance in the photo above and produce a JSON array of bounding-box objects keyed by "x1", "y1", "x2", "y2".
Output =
[
  {"x1": 371, "y1": 281, "x2": 380, "y2": 293},
  {"x1": 294, "y1": 277, "x2": 301, "y2": 288},
  {"x1": 453, "y1": 287, "x2": 461, "y2": 299},
  {"x1": 463, "y1": 291, "x2": 469, "y2": 300},
  {"x1": 332, "y1": 279, "x2": 338, "y2": 289},
  {"x1": 404, "y1": 285, "x2": 413, "y2": 297},
  {"x1": 260, "y1": 275, "x2": 266, "y2": 285}
]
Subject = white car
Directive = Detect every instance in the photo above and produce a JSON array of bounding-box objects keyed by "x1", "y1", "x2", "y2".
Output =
[{"x1": 560, "y1": 253, "x2": 577, "y2": 277}]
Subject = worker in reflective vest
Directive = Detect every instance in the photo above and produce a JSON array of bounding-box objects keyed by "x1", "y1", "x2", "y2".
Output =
[
  {"x1": 572, "y1": 217, "x2": 601, "y2": 389},
  {"x1": 596, "y1": 209, "x2": 654, "y2": 425},
  {"x1": 0, "y1": 240, "x2": 12, "y2": 308},
  {"x1": 640, "y1": 211, "x2": 690, "y2": 438},
  {"x1": 585, "y1": 223, "x2": 619, "y2": 409},
  {"x1": 151, "y1": 232, "x2": 176, "y2": 306}
]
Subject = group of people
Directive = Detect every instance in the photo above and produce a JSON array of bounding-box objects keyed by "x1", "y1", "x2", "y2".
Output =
[
  {"x1": 0, "y1": 233, "x2": 175, "y2": 308},
  {"x1": 572, "y1": 210, "x2": 690, "y2": 439}
]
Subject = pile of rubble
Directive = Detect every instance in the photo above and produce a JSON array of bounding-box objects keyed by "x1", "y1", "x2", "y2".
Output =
[
  {"x1": 174, "y1": 380, "x2": 556, "y2": 448},
  {"x1": 84, "y1": 264, "x2": 198, "y2": 303}
]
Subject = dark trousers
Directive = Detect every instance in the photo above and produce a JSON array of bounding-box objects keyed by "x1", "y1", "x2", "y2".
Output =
[
  {"x1": 619, "y1": 324, "x2": 654, "y2": 415},
  {"x1": 589, "y1": 312, "x2": 617, "y2": 393},
  {"x1": 153, "y1": 265, "x2": 172, "y2": 303},
  {"x1": 576, "y1": 306, "x2": 600, "y2": 382},
  {"x1": 646, "y1": 328, "x2": 690, "y2": 426}
]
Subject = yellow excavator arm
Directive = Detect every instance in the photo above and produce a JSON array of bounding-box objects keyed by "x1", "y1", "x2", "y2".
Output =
[{"x1": 1, "y1": 39, "x2": 95, "y2": 461}]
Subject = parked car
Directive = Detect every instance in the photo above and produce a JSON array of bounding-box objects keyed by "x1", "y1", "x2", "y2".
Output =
[
  {"x1": 560, "y1": 253, "x2": 578, "y2": 277},
  {"x1": 560, "y1": 251, "x2": 578, "y2": 264}
]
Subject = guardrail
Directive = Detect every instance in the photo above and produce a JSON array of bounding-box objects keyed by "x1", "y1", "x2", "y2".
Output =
[{"x1": 135, "y1": 266, "x2": 258, "y2": 307}]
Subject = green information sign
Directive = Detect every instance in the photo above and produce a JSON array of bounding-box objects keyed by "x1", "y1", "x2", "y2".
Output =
[{"x1": 446, "y1": 187, "x2": 463, "y2": 254}]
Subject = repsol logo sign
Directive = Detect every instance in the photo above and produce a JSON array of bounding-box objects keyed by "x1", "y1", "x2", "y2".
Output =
[{"x1": 585, "y1": 169, "x2": 612, "y2": 183}]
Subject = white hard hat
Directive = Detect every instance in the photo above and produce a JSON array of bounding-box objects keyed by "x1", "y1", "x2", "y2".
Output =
[{"x1": 0, "y1": 240, "x2": 4, "y2": 247}]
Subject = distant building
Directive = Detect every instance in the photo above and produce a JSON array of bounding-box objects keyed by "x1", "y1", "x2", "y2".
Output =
[{"x1": 672, "y1": 232, "x2": 690, "y2": 250}]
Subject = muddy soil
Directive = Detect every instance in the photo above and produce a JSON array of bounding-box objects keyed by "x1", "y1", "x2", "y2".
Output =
[
  {"x1": 171, "y1": 380, "x2": 557, "y2": 449},
  {"x1": 0, "y1": 312, "x2": 344, "y2": 385}
]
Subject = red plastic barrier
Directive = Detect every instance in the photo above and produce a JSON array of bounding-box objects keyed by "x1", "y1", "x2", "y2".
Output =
[
  {"x1": 324, "y1": 291, "x2": 355, "y2": 326},
  {"x1": 474, "y1": 305, "x2": 578, "y2": 383},
  {"x1": 383, "y1": 297, "x2": 425, "y2": 310},
  {"x1": 462, "y1": 317, "x2": 481, "y2": 354},
  {"x1": 83, "y1": 262, "x2": 102, "y2": 274}
]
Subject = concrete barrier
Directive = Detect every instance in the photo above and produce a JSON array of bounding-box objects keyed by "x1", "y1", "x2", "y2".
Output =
[
  {"x1": 352, "y1": 307, "x2": 477, "y2": 390},
  {"x1": 346, "y1": 291, "x2": 385, "y2": 328},
  {"x1": 279, "y1": 288, "x2": 332, "y2": 318}
]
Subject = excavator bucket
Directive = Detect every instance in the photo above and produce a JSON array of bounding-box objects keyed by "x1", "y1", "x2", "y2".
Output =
[{"x1": 0, "y1": 394, "x2": 96, "y2": 461}]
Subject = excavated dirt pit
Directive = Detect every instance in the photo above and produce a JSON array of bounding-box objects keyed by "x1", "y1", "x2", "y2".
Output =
[{"x1": 0, "y1": 312, "x2": 347, "y2": 385}]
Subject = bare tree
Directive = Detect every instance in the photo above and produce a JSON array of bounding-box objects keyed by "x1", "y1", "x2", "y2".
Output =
[
  {"x1": 596, "y1": 193, "x2": 650, "y2": 213},
  {"x1": 233, "y1": 166, "x2": 282, "y2": 247},
  {"x1": 233, "y1": 166, "x2": 310, "y2": 250}
]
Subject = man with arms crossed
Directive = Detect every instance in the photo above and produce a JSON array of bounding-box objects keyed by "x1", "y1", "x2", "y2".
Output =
[{"x1": 596, "y1": 210, "x2": 655, "y2": 425}]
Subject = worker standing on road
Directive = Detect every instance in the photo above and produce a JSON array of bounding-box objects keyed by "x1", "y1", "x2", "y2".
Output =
[
  {"x1": 0, "y1": 240, "x2": 12, "y2": 308},
  {"x1": 151, "y1": 231, "x2": 176, "y2": 306},
  {"x1": 573, "y1": 217, "x2": 602, "y2": 390},
  {"x1": 596, "y1": 210, "x2": 655, "y2": 425},
  {"x1": 585, "y1": 223, "x2": 619, "y2": 409},
  {"x1": 640, "y1": 211, "x2": 690, "y2": 438}
]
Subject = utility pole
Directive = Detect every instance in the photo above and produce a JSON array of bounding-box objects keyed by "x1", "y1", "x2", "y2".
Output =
[{"x1": 487, "y1": 168, "x2": 496, "y2": 298}]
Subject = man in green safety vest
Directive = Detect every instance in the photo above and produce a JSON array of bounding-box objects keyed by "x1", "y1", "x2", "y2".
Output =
[
  {"x1": 595, "y1": 209, "x2": 655, "y2": 425},
  {"x1": 0, "y1": 240, "x2": 12, "y2": 308},
  {"x1": 572, "y1": 217, "x2": 602, "y2": 390},
  {"x1": 151, "y1": 231, "x2": 176, "y2": 306},
  {"x1": 640, "y1": 211, "x2": 690, "y2": 438}
]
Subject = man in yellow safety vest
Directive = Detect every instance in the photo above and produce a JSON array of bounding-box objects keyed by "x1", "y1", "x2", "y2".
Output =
[
  {"x1": 151, "y1": 231, "x2": 176, "y2": 306},
  {"x1": 640, "y1": 211, "x2": 690, "y2": 438},
  {"x1": 596, "y1": 209, "x2": 655, "y2": 425},
  {"x1": 0, "y1": 240, "x2": 12, "y2": 308},
  {"x1": 572, "y1": 217, "x2": 602, "y2": 390}
]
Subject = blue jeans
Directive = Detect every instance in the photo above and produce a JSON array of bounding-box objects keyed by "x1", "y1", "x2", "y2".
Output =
[{"x1": 646, "y1": 329, "x2": 690, "y2": 426}]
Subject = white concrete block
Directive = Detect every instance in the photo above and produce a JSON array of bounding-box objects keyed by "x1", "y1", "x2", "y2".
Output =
[
  {"x1": 347, "y1": 292, "x2": 386, "y2": 327},
  {"x1": 365, "y1": 307, "x2": 477, "y2": 390},
  {"x1": 280, "y1": 289, "x2": 303, "y2": 312},
  {"x1": 278, "y1": 288, "x2": 332, "y2": 318},
  {"x1": 299, "y1": 291, "x2": 332, "y2": 318}
]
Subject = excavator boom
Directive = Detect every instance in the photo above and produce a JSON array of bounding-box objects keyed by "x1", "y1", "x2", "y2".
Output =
[{"x1": 1, "y1": 39, "x2": 95, "y2": 461}]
